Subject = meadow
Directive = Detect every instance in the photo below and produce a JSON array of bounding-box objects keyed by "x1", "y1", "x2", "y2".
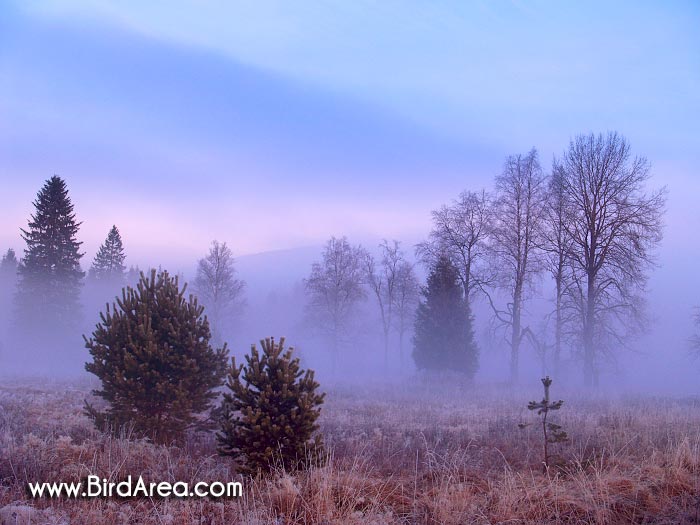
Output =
[{"x1": 1, "y1": 378, "x2": 699, "y2": 524}]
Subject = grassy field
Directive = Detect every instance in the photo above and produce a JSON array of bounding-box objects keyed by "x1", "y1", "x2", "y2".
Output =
[{"x1": 1, "y1": 378, "x2": 699, "y2": 524}]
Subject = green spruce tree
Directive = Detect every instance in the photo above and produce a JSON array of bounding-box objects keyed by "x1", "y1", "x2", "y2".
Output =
[
  {"x1": 413, "y1": 255, "x2": 478, "y2": 377},
  {"x1": 89, "y1": 225, "x2": 126, "y2": 283},
  {"x1": 218, "y1": 337, "x2": 325, "y2": 475},
  {"x1": 14, "y1": 176, "x2": 84, "y2": 335},
  {"x1": 85, "y1": 269, "x2": 228, "y2": 444}
]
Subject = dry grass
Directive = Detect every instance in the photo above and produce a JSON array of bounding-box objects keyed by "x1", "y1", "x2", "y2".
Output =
[{"x1": 1, "y1": 378, "x2": 699, "y2": 524}]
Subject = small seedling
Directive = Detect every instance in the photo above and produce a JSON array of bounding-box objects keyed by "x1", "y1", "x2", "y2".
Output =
[{"x1": 524, "y1": 376, "x2": 568, "y2": 470}]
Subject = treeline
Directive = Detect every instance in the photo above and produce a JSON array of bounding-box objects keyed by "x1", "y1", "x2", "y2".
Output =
[
  {"x1": 300, "y1": 132, "x2": 667, "y2": 386},
  {"x1": 0, "y1": 176, "x2": 246, "y2": 371},
  {"x1": 0, "y1": 132, "x2": 668, "y2": 385}
]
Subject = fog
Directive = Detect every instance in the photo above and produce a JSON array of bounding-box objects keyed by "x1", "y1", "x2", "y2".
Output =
[
  {"x1": 1, "y1": 1, "x2": 699, "y2": 397},
  {"x1": 0, "y1": 200, "x2": 698, "y2": 397}
]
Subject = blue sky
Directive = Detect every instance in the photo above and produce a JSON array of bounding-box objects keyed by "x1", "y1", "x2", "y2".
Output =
[{"x1": 1, "y1": 0, "x2": 699, "y2": 268}]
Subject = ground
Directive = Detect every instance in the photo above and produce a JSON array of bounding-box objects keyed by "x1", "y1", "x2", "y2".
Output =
[{"x1": 1, "y1": 378, "x2": 699, "y2": 524}]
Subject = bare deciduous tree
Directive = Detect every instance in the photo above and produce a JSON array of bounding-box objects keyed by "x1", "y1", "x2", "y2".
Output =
[
  {"x1": 417, "y1": 190, "x2": 491, "y2": 306},
  {"x1": 488, "y1": 148, "x2": 547, "y2": 383},
  {"x1": 304, "y1": 236, "x2": 366, "y2": 371},
  {"x1": 364, "y1": 240, "x2": 403, "y2": 368},
  {"x1": 193, "y1": 240, "x2": 245, "y2": 345},
  {"x1": 560, "y1": 132, "x2": 666, "y2": 386},
  {"x1": 393, "y1": 259, "x2": 420, "y2": 365},
  {"x1": 541, "y1": 162, "x2": 574, "y2": 373},
  {"x1": 365, "y1": 240, "x2": 417, "y2": 367}
]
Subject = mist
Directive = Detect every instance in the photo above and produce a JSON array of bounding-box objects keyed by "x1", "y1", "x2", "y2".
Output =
[
  {"x1": 1, "y1": 3, "x2": 699, "y2": 523},
  {"x1": 0, "y1": 164, "x2": 696, "y2": 396}
]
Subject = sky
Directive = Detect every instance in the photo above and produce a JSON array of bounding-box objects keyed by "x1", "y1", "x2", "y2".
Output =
[{"x1": 1, "y1": 0, "x2": 699, "y2": 270}]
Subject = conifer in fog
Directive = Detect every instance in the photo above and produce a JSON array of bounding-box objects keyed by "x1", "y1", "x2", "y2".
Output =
[
  {"x1": 0, "y1": 249, "x2": 18, "y2": 278},
  {"x1": 14, "y1": 176, "x2": 84, "y2": 329},
  {"x1": 412, "y1": 255, "x2": 478, "y2": 377},
  {"x1": 89, "y1": 225, "x2": 126, "y2": 283}
]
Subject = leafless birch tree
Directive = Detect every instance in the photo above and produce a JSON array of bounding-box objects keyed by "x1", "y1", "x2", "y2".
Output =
[
  {"x1": 393, "y1": 259, "x2": 420, "y2": 364},
  {"x1": 417, "y1": 190, "x2": 491, "y2": 308},
  {"x1": 364, "y1": 240, "x2": 418, "y2": 368},
  {"x1": 364, "y1": 241, "x2": 399, "y2": 368},
  {"x1": 541, "y1": 162, "x2": 574, "y2": 373},
  {"x1": 560, "y1": 132, "x2": 666, "y2": 386},
  {"x1": 193, "y1": 240, "x2": 246, "y2": 345},
  {"x1": 488, "y1": 148, "x2": 547, "y2": 384},
  {"x1": 304, "y1": 236, "x2": 366, "y2": 371}
]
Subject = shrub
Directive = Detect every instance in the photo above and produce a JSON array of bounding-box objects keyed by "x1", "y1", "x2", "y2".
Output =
[
  {"x1": 84, "y1": 269, "x2": 228, "y2": 443},
  {"x1": 218, "y1": 337, "x2": 325, "y2": 475}
]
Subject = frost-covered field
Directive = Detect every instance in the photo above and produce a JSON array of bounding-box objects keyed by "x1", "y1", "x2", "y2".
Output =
[{"x1": 1, "y1": 379, "x2": 699, "y2": 524}]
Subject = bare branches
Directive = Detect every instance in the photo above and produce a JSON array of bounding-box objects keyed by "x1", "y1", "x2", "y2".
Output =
[
  {"x1": 304, "y1": 237, "x2": 366, "y2": 369},
  {"x1": 393, "y1": 258, "x2": 420, "y2": 362},
  {"x1": 416, "y1": 190, "x2": 492, "y2": 302},
  {"x1": 560, "y1": 132, "x2": 667, "y2": 385},
  {"x1": 490, "y1": 148, "x2": 548, "y2": 383},
  {"x1": 364, "y1": 240, "x2": 409, "y2": 366},
  {"x1": 539, "y1": 161, "x2": 576, "y2": 372},
  {"x1": 193, "y1": 240, "x2": 246, "y2": 344}
]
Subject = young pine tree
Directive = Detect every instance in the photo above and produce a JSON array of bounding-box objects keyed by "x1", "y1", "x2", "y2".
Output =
[
  {"x1": 523, "y1": 376, "x2": 568, "y2": 470},
  {"x1": 89, "y1": 225, "x2": 126, "y2": 283},
  {"x1": 412, "y1": 255, "x2": 478, "y2": 378},
  {"x1": 14, "y1": 176, "x2": 84, "y2": 328},
  {"x1": 84, "y1": 269, "x2": 228, "y2": 444},
  {"x1": 218, "y1": 337, "x2": 325, "y2": 475}
]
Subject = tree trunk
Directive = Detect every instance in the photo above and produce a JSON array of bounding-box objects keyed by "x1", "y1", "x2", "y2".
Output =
[
  {"x1": 398, "y1": 319, "x2": 405, "y2": 369},
  {"x1": 331, "y1": 328, "x2": 338, "y2": 376},
  {"x1": 383, "y1": 327, "x2": 389, "y2": 370},
  {"x1": 554, "y1": 266, "x2": 562, "y2": 374},
  {"x1": 583, "y1": 272, "x2": 596, "y2": 387},
  {"x1": 510, "y1": 287, "x2": 522, "y2": 384}
]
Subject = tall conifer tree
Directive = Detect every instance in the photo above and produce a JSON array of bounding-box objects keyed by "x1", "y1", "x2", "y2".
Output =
[
  {"x1": 15, "y1": 176, "x2": 84, "y2": 329},
  {"x1": 412, "y1": 255, "x2": 478, "y2": 377}
]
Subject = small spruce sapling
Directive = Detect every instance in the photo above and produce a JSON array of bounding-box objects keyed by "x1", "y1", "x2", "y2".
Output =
[{"x1": 523, "y1": 376, "x2": 568, "y2": 470}]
